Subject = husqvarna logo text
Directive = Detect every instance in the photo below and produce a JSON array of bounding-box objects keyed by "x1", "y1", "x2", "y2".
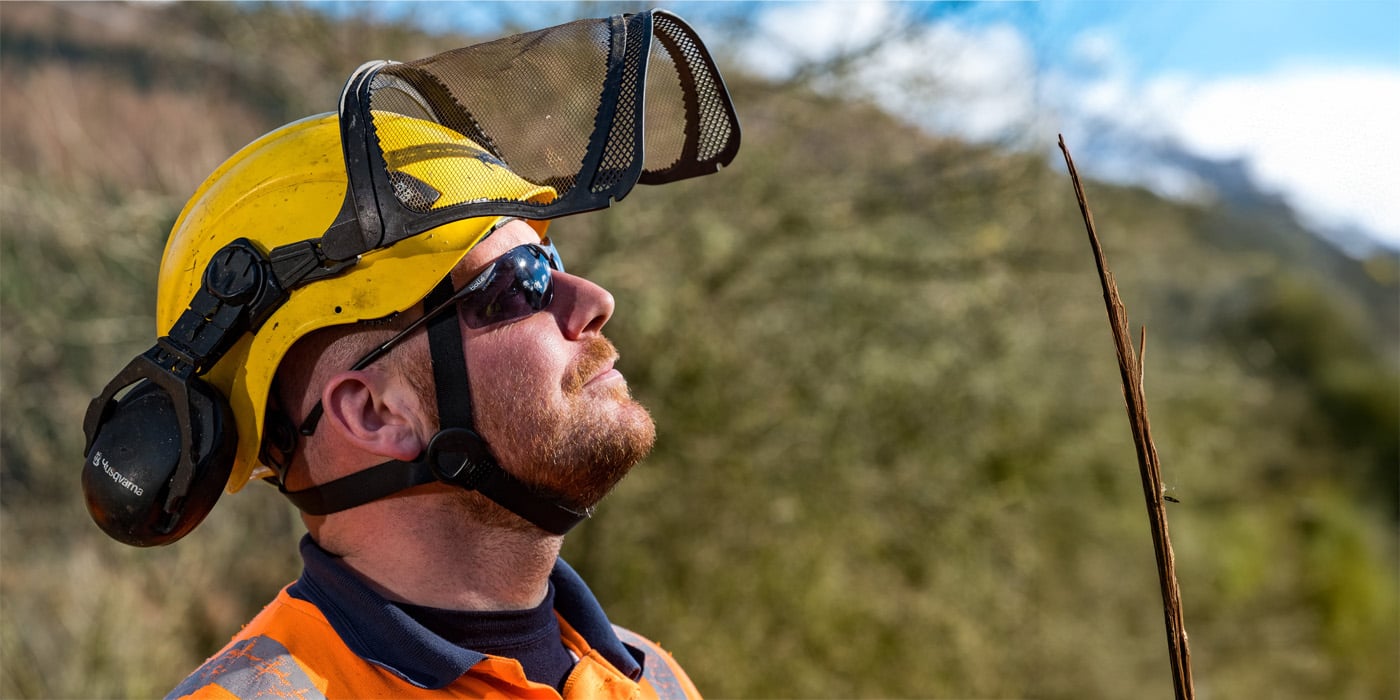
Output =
[{"x1": 93, "y1": 451, "x2": 144, "y2": 497}]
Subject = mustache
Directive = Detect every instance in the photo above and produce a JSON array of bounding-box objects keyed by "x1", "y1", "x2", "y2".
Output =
[{"x1": 563, "y1": 337, "x2": 620, "y2": 394}]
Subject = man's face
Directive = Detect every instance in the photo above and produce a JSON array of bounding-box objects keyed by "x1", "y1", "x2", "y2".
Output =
[{"x1": 447, "y1": 219, "x2": 656, "y2": 513}]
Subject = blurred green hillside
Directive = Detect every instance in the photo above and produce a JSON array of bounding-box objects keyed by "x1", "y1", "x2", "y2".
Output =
[{"x1": 2, "y1": 3, "x2": 1396, "y2": 698}]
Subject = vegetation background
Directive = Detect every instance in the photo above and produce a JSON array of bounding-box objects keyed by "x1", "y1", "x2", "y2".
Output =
[{"x1": 1, "y1": 3, "x2": 1396, "y2": 698}]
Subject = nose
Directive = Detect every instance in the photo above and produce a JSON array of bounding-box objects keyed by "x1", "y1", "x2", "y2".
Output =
[{"x1": 552, "y1": 271, "x2": 614, "y2": 340}]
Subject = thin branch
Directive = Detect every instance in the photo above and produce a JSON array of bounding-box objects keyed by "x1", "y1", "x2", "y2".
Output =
[{"x1": 1058, "y1": 135, "x2": 1195, "y2": 700}]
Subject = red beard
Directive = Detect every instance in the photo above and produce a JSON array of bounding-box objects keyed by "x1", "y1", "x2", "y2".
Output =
[{"x1": 468, "y1": 336, "x2": 656, "y2": 527}]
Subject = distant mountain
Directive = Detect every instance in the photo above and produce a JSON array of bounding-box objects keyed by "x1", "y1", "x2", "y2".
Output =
[{"x1": 1056, "y1": 117, "x2": 1398, "y2": 350}]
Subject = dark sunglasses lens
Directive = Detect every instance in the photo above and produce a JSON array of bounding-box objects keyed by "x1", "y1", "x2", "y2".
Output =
[{"x1": 459, "y1": 246, "x2": 556, "y2": 329}]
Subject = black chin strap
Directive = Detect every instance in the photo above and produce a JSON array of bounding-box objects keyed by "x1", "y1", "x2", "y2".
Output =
[
  {"x1": 280, "y1": 277, "x2": 591, "y2": 535},
  {"x1": 280, "y1": 429, "x2": 590, "y2": 533}
]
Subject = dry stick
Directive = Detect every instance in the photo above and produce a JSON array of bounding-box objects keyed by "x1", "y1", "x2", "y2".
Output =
[{"x1": 1057, "y1": 135, "x2": 1195, "y2": 700}]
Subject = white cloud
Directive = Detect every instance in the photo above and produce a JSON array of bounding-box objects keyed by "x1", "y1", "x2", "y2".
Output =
[
  {"x1": 1050, "y1": 35, "x2": 1400, "y2": 248},
  {"x1": 736, "y1": 0, "x2": 894, "y2": 78},
  {"x1": 1158, "y1": 68, "x2": 1400, "y2": 244},
  {"x1": 854, "y1": 22, "x2": 1037, "y2": 142},
  {"x1": 738, "y1": 2, "x2": 1038, "y2": 143},
  {"x1": 1067, "y1": 30, "x2": 1118, "y2": 69}
]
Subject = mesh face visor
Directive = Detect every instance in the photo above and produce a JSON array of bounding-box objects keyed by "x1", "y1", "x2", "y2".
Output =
[{"x1": 303, "y1": 10, "x2": 740, "y2": 270}]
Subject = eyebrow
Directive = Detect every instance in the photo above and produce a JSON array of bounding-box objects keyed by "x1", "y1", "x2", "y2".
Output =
[{"x1": 460, "y1": 217, "x2": 525, "y2": 279}]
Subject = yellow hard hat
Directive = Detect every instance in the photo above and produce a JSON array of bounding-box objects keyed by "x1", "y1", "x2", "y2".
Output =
[{"x1": 157, "y1": 112, "x2": 554, "y2": 491}]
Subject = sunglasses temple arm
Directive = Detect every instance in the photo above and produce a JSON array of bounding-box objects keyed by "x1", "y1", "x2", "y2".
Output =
[{"x1": 298, "y1": 283, "x2": 470, "y2": 436}]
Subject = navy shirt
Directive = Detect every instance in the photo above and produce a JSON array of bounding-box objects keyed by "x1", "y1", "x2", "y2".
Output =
[
  {"x1": 398, "y1": 584, "x2": 573, "y2": 690},
  {"x1": 287, "y1": 535, "x2": 646, "y2": 690}
]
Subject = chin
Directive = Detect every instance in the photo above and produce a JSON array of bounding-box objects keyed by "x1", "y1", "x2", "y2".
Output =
[
  {"x1": 579, "y1": 396, "x2": 656, "y2": 499},
  {"x1": 489, "y1": 388, "x2": 656, "y2": 512}
]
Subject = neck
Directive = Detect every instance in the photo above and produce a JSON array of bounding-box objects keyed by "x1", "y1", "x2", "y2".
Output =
[{"x1": 311, "y1": 485, "x2": 564, "y2": 611}]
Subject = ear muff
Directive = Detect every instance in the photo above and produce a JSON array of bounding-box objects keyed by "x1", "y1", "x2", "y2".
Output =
[
  {"x1": 82, "y1": 370, "x2": 237, "y2": 546},
  {"x1": 82, "y1": 238, "x2": 282, "y2": 546}
]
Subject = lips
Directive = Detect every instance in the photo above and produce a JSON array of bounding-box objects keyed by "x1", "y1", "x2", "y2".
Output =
[
  {"x1": 585, "y1": 358, "x2": 618, "y2": 387},
  {"x1": 565, "y1": 337, "x2": 621, "y2": 394}
]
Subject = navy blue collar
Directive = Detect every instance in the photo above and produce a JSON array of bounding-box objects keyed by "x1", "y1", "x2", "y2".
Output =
[{"x1": 288, "y1": 535, "x2": 644, "y2": 689}]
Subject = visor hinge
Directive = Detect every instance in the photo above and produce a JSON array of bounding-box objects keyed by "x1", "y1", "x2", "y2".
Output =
[{"x1": 269, "y1": 240, "x2": 359, "y2": 290}]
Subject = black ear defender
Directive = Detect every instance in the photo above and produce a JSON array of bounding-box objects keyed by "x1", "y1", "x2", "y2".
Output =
[
  {"x1": 82, "y1": 239, "x2": 289, "y2": 546},
  {"x1": 82, "y1": 369, "x2": 236, "y2": 546}
]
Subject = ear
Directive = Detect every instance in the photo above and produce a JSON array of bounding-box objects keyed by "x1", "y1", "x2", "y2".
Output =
[{"x1": 320, "y1": 369, "x2": 426, "y2": 462}]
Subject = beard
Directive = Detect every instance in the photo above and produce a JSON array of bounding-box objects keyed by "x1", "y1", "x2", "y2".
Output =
[{"x1": 462, "y1": 336, "x2": 656, "y2": 529}]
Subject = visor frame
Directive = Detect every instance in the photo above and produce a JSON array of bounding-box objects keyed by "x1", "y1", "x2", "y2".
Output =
[{"x1": 308, "y1": 10, "x2": 741, "y2": 272}]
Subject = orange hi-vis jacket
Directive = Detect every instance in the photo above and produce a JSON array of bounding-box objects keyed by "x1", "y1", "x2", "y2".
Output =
[{"x1": 167, "y1": 537, "x2": 699, "y2": 699}]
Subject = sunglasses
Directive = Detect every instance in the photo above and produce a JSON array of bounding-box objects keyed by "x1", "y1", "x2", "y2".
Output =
[
  {"x1": 297, "y1": 239, "x2": 564, "y2": 436},
  {"x1": 456, "y1": 240, "x2": 564, "y2": 329}
]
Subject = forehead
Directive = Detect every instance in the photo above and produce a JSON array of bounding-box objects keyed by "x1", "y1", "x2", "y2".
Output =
[{"x1": 456, "y1": 218, "x2": 543, "y2": 279}]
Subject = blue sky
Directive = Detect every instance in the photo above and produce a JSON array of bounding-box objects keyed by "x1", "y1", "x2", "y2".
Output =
[
  {"x1": 308, "y1": 1, "x2": 1400, "y2": 250},
  {"x1": 1030, "y1": 1, "x2": 1399, "y2": 80}
]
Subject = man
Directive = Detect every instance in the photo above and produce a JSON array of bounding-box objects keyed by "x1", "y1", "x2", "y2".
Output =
[
  {"x1": 167, "y1": 217, "x2": 691, "y2": 699},
  {"x1": 79, "y1": 12, "x2": 738, "y2": 699}
]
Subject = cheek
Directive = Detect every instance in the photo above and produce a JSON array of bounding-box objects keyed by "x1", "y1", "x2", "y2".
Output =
[{"x1": 463, "y1": 326, "x2": 569, "y2": 409}]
